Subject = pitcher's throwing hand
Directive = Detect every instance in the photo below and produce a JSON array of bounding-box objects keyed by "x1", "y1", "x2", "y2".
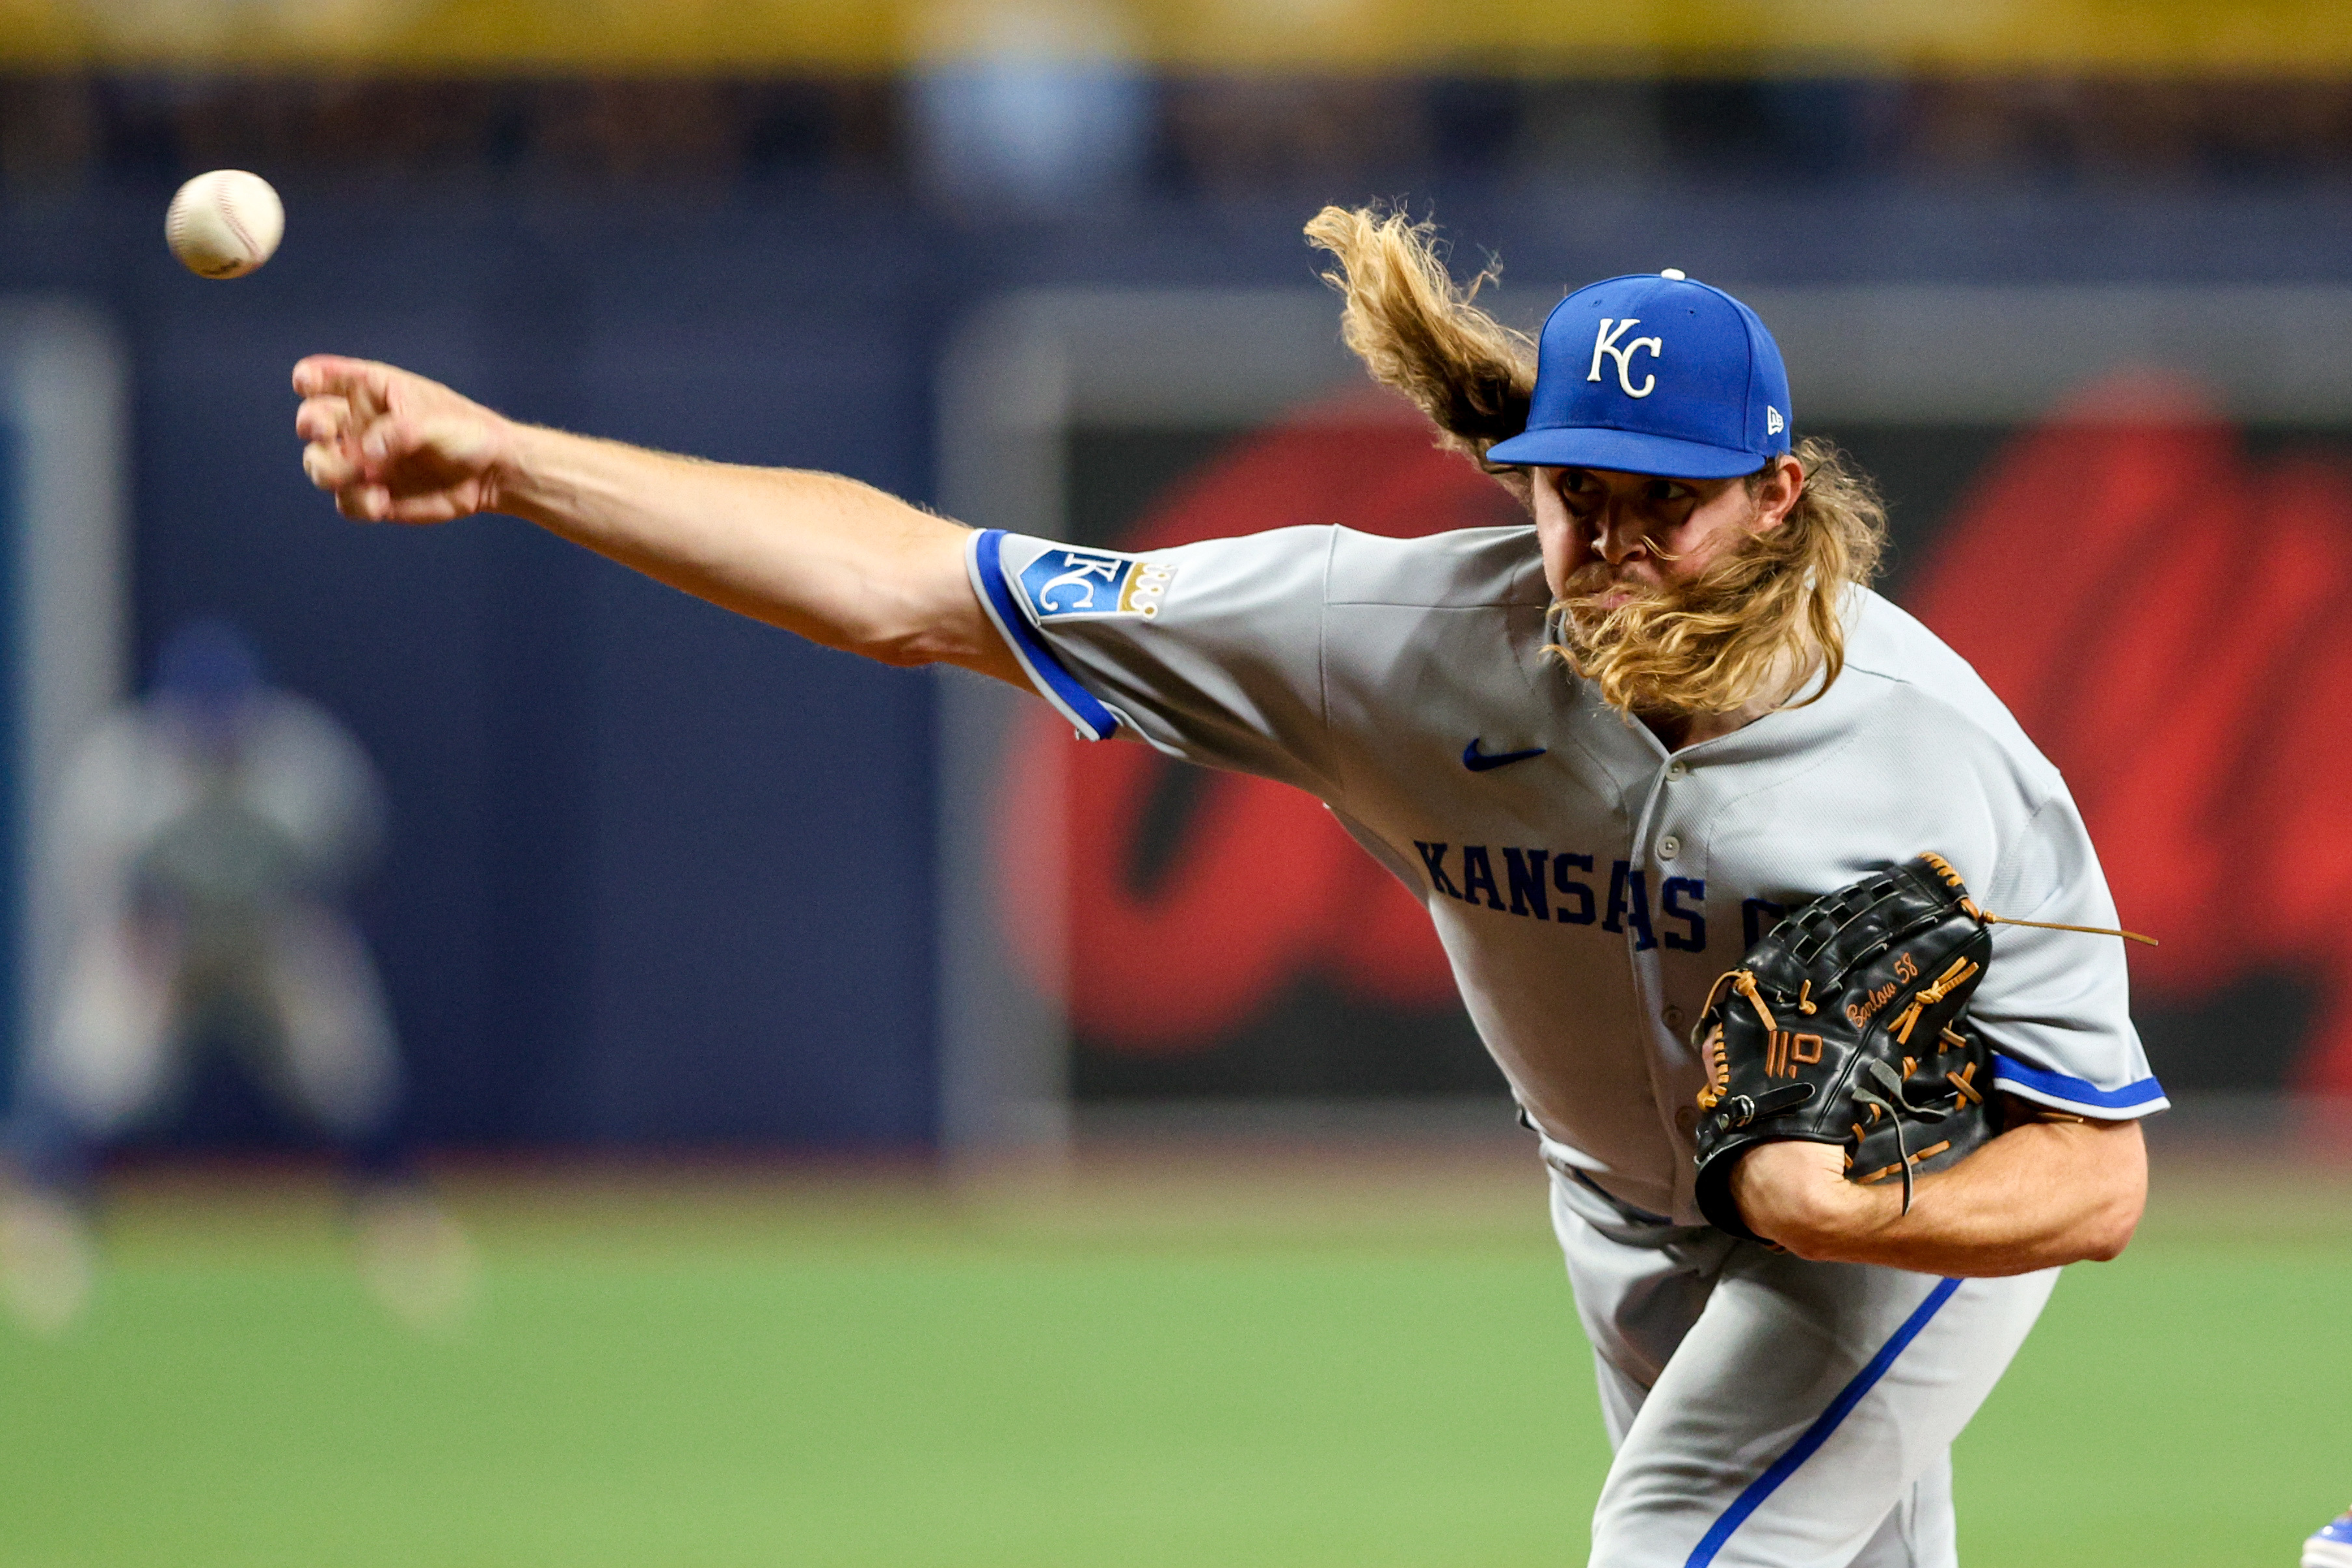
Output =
[{"x1": 294, "y1": 356, "x2": 511, "y2": 525}]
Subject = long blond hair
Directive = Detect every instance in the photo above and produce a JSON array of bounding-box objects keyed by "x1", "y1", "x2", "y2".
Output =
[
  {"x1": 1304, "y1": 202, "x2": 1887, "y2": 716},
  {"x1": 1302, "y1": 204, "x2": 1537, "y2": 500}
]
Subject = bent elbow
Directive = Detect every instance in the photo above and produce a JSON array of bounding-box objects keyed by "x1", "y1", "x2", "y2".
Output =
[
  {"x1": 2077, "y1": 1185, "x2": 2147, "y2": 1264},
  {"x1": 2065, "y1": 1116, "x2": 2149, "y2": 1265},
  {"x1": 2079, "y1": 1217, "x2": 2135, "y2": 1263}
]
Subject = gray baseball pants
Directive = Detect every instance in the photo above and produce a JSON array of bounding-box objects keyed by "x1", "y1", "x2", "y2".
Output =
[{"x1": 1547, "y1": 1162, "x2": 2059, "y2": 1567}]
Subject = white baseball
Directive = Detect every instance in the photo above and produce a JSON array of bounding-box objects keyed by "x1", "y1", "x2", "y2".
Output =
[{"x1": 165, "y1": 170, "x2": 284, "y2": 280}]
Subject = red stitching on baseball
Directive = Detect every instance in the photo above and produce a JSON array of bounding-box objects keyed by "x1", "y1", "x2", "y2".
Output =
[{"x1": 216, "y1": 180, "x2": 260, "y2": 272}]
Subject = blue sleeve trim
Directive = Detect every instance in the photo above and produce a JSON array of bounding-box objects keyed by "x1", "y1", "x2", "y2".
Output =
[
  {"x1": 1991, "y1": 1054, "x2": 2168, "y2": 1113},
  {"x1": 1686, "y1": 1277, "x2": 1965, "y2": 1568},
  {"x1": 968, "y1": 529, "x2": 1120, "y2": 742}
]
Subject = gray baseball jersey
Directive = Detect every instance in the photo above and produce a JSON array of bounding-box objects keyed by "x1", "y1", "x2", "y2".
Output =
[
  {"x1": 968, "y1": 519, "x2": 2161, "y2": 1567},
  {"x1": 970, "y1": 520, "x2": 2165, "y2": 1220}
]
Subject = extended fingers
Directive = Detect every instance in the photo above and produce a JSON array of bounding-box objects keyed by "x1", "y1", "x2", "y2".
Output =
[
  {"x1": 303, "y1": 439, "x2": 358, "y2": 491},
  {"x1": 292, "y1": 354, "x2": 381, "y2": 398},
  {"x1": 295, "y1": 393, "x2": 351, "y2": 444},
  {"x1": 297, "y1": 390, "x2": 372, "y2": 493},
  {"x1": 294, "y1": 357, "x2": 493, "y2": 527},
  {"x1": 292, "y1": 356, "x2": 401, "y2": 429},
  {"x1": 332, "y1": 481, "x2": 390, "y2": 522}
]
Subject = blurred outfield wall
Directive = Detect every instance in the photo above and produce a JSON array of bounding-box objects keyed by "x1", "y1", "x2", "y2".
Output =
[{"x1": 5, "y1": 51, "x2": 2352, "y2": 1148}]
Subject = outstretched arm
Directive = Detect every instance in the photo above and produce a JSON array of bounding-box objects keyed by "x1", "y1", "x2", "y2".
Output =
[
  {"x1": 1729, "y1": 1105, "x2": 2147, "y2": 1277},
  {"x1": 292, "y1": 355, "x2": 1023, "y2": 682}
]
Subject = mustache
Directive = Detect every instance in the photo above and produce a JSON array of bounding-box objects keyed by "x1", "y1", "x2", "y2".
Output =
[
  {"x1": 1563, "y1": 561, "x2": 1642, "y2": 597},
  {"x1": 1560, "y1": 560, "x2": 1681, "y2": 618},
  {"x1": 1562, "y1": 532, "x2": 1755, "y2": 613}
]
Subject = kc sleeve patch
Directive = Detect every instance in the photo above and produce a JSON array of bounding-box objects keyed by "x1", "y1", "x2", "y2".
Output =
[
  {"x1": 1016, "y1": 547, "x2": 1177, "y2": 623},
  {"x1": 969, "y1": 524, "x2": 1345, "y2": 791}
]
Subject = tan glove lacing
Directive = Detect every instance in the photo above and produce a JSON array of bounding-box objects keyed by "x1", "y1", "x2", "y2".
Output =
[{"x1": 1917, "y1": 851, "x2": 2159, "y2": 947}]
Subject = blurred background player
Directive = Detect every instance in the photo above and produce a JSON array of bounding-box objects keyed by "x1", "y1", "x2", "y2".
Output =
[{"x1": 0, "y1": 619, "x2": 470, "y2": 1332}]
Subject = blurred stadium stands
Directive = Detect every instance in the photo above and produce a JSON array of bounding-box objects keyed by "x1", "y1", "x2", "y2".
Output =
[{"x1": 10, "y1": 72, "x2": 2352, "y2": 193}]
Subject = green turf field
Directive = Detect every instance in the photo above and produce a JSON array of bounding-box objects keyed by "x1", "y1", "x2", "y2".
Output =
[{"x1": 0, "y1": 1150, "x2": 2343, "y2": 1567}]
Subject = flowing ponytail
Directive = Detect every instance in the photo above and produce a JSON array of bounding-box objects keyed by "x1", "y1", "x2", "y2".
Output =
[{"x1": 1304, "y1": 204, "x2": 1537, "y2": 496}]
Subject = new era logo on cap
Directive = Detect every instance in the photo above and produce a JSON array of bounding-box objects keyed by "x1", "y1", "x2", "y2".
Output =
[{"x1": 1487, "y1": 268, "x2": 1793, "y2": 480}]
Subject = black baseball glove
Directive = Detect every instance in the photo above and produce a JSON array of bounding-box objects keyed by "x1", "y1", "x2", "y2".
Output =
[{"x1": 1690, "y1": 852, "x2": 2006, "y2": 1243}]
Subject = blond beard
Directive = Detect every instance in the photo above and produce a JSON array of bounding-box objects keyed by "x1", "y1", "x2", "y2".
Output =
[{"x1": 1551, "y1": 543, "x2": 1820, "y2": 720}]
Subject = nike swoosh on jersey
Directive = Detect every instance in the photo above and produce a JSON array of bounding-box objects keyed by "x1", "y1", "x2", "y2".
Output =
[{"x1": 1461, "y1": 739, "x2": 1548, "y2": 772}]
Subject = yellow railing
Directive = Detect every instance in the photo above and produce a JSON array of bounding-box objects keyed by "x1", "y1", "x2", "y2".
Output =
[{"x1": 2, "y1": 0, "x2": 2349, "y2": 74}]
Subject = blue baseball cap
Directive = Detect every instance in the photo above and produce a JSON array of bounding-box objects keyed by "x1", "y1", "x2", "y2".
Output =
[{"x1": 1485, "y1": 269, "x2": 1791, "y2": 480}]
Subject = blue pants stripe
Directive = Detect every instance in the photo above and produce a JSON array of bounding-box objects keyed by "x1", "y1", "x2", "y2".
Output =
[{"x1": 1683, "y1": 1276, "x2": 1966, "y2": 1568}]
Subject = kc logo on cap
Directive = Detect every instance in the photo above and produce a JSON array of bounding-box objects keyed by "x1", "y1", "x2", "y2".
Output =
[
  {"x1": 1588, "y1": 319, "x2": 1663, "y2": 398},
  {"x1": 1486, "y1": 269, "x2": 1794, "y2": 481}
]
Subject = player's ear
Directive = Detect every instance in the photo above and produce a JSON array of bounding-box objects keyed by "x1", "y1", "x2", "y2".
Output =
[{"x1": 1748, "y1": 453, "x2": 1804, "y2": 534}]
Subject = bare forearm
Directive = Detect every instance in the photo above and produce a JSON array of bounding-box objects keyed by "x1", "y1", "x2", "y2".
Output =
[
  {"x1": 495, "y1": 425, "x2": 1010, "y2": 675},
  {"x1": 294, "y1": 355, "x2": 1021, "y2": 681},
  {"x1": 1733, "y1": 1115, "x2": 2146, "y2": 1277}
]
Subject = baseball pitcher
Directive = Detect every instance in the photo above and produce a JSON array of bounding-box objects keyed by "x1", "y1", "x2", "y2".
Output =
[{"x1": 289, "y1": 206, "x2": 2167, "y2": 1567}]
